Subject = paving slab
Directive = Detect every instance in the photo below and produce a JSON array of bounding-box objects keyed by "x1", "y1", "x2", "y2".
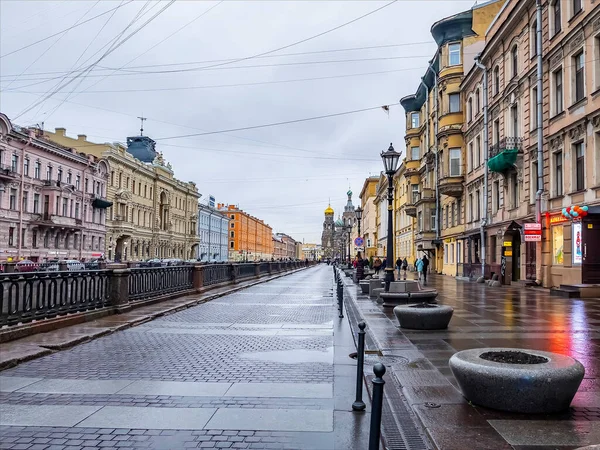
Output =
[
  {"x1": 117, "y1": 380, "x2": 232, "y2": 397},
  {"x1": 224, "y1": 382, "x2": 332, "y2": 398},
  {"x1": 0, "y1": 404, "x2": 102, "y2": 427},
  {"x1": 0, "y1": 376, "x2": 42, "y2": 392},
  {"x1": 17, "y1": 378, "x2": 135, "y2": 394},
  {"x1": 489, "y1": 420, "x2": 600, "y2": 446},
  {"x1": 206, "y1": 407, "x2": 333, "y2": 432},
  {"x1": 75, "y1": 405, "x2": 217, "y2": 430}
]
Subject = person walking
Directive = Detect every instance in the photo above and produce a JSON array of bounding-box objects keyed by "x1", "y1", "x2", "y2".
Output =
[
  {"x1": 401, "y1": 257, "x2": 408, "y2": 280},
  {"x1": 415, "y1": 257, "x2": 424, "y2": 282},
  {"x1": 373, "y1": 257, "x2": 382, "y2": 275},
  {"x1": 395, "y1": 257, "x2": 402, "y2": 280},
  {"x1": 422, "y1": 254, "x2": 430, "y2": 284}
]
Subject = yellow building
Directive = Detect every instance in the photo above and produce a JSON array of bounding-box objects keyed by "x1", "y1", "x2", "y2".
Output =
[
  {"x1": 394, "y1": 161, "x2": 416, "y2": 265},
  {"x1": 399, "y1": 0, "x2": 506, "y2": 276},
  {"x1": 359, "y1": 177, "x2": 379, "y2": 258},
  {"x1": 43, "y1": 129, "x2": 201, "y2": 261}
]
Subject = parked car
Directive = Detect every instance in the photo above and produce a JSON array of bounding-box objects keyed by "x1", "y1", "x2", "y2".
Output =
[
  {"x1": 65, "y1": 260, "x2": 85, "y2": 271},
  {"x1": 15, "y1": 260, "x2": 38, "y2": 272}
]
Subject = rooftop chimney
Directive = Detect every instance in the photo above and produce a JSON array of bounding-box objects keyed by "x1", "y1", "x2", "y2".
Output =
[
  {"x1": 77, "y1": 134, "x2": 87, "y2": 141},
  {"x1": 55, "y1": 128, "x2": 66, "y2": 136}
]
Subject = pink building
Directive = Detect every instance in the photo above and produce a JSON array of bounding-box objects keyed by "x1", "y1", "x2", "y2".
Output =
[{"x1": 0, "y1": 113, "x2": 110, "y2": 262}]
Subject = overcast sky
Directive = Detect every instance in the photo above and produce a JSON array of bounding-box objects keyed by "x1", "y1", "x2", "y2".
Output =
[{"x1": 1, "y1": 0, "x2": 473, "y2": 243}]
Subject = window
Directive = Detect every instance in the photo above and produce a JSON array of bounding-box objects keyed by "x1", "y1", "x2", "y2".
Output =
[
  {"x1": 467, "y1": 98, "x2": 473, "y2": 122},
  {"x1": 57, "y1": 168, "x2": 62, "y2": 182},
  {"x1": 411, "y1": 184, "x2": 419, "y2": 204},
  {"x1": 572, "y1": 0, "x2": 582, "y2": 17},
  {"x1": 448, "y1": 43, "x2": 461, "y2": 66},
  {"x1": 411, "y1": 112, "x2": 420, "y2": 128},
  {"x1": 32, "y1": 230, "x2": 37, "y2": 248},
  {"x1": 411, "y1": 146, "x2": 420, "y2": 161},
  {"x1": 551, "y1": 0, "x2": 561, "y2": 36},
  {"x1": 531, "y1": 86, "x2": 538, "y2": 129},
  {"x1": 430, "y1": 209, "x2": 437, "y2": 231},
  {"x1": 574, "y1": 51, "x2": 585, "y2": 103},
  {"x1": 575, "y1": 142, "x2": 585, "y2": 191},
  {"x1": 9, "y1": 188, "x2": 17, "y2": 210},
  {"x1": 46, "y1": 166, "x2": 52, "y2": 181},
  {"x1": 457, "y1": 198, "x2": 462, "y2": 225},
  {"x1": 444, "y1": 245, "x2": 449, "y2": 264},
  {"x1": 230, "y1": 241, "x2": 234, "y2": 249},
  {"x1": 33, "y1": 193, "x2": 40, "y2": 213},
  {"x1": 231, "y1": 223, "x2": 235, "y2": 228},
  {"x1": 75, "y1": 202, "x2": 80, "y2": 218},
  {"x1": 449, "y1": 148, "x2": 461, "y2": 176},
  {"x1": 531, "y1": 20, "x2": 538, "y2": 57},
  {"x1": 23, "y1": 158, "x2": 29, "y2": 176},
  {"x1": 62, "y1": 198, "x2": 68, "y2": 216},
  {"x1": 449, "y1": 93, "x2": 460, "y2": 113},
  {"x1": 510, "y1": 103, "x2": 519, "y2": 136},
  {"x1": 469, "y1": 193, "x2": 473, "y2": 222},
  {"x1": 475, "y1": 89, "x2": 480, "y2": 112},
  {"x1": 553, "y1": 68, "x2": 563, "y2": 115},
  {"x1": 66, "y1": 172, "x2": 71, "y2": 184},
  {"x1": 475, "y1": 136, "x2": 481, "y2": 167},
  {"x1": 230, "y1": 231, "x2": 234, "y2": 238},
  {"x1": 554, "y1": 151, "x2": 563, "y2": 196},
  {"x1": 492, "y1": 180, "x2": 500, "y2": 213},
  {"x1": 450, "y1": 243, "x2": 455, "y2": 264},
  {"x1": 511, "y1": 173, "x2": 519, "y2": 208},
  {"x1": 85, "y1": 178, "x2": 89, "y2": 193},
  {"x1": 451, "y1": 202, "x2": 456, "y2": 227},
  {"x1": 553, "y1": 225, "x2": 564, "y2": 265},
  {"x1": 531, "y1": 161, "x2": 539, "y2": 201},
  {"x1": 511, "y1": 45, "x2": 518, "y2": 78},
  {"x1": 22, "y1": 191, "x2": 28, "y2": 212},
  {"x1": 417, "y1": 212, "x2": 422, "y2": 231},
  {"x1": 8, "y1": 228, "x2": 14, "y2": 246},
  {"x1": 468, "y1": 142, "x2": 473, "y2": 172},
  {"x1": 76, "y1": 175, "x2": 80, "y2": 190},
  {"x1": 475, "y1": 190, "x2": 481, "y2": 221},
  {"x1": 493, "y1": 119, "x2": 500, "y2": 144},
  {"x1": 34, "y1": 161, "x2": 40, "y2": 179},
  {"x1": 493, "y1": 66, "x2": 500, "y2": 95}
]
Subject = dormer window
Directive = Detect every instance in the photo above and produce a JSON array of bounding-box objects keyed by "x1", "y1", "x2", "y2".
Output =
[{"x1": 448, "y1": 43, "x2": 461, "y2": 66}]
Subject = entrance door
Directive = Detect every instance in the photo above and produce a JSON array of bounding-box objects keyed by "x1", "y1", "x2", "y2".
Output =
[
  {"x1": 512, "y1": 233, "x2": 521, "y2": 282},
  {"x1": 525, "y1": 241, "x2": 536, "y2": 280},
  {"x1": 582, "y1": 217, "x2": 600, "y2": 284}
]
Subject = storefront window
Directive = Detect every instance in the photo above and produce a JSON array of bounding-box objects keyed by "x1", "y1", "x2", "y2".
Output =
[
  {"x1": 573, "y1": 222, "x2": 582, "y2": 265},
  {"x1": 552, "y1": 225, "x2": 564, "y2": 265}
]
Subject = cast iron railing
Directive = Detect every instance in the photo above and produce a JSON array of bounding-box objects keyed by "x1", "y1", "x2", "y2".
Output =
[
  {"x1": 0, "y1": 270, "x2": 110, "y2": 326},
  {"x1": 202, "y1": 265, "x2": 233, "y2": 286},
  {"x1": 128, "y1": 265, "x2": 194, "y2": 302},
  {"x1": 259, "y1": 262, "x2": 270, "y2": 274},
  {"x1": 237, "y1": 263, "x2": 257, "y2": 279}
]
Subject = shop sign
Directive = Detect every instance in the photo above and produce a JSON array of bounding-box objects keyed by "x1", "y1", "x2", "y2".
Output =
[
  {"x1": 524, "y1": 223, "x2": 542, "y2": 242},
  {"x1": 503, "y1": 241, "x2": 512, "y2": 247},
  {"x1": 548, "y1": 213, "x2": 569, "y2": 225},
  {"x1": 504, "y1": 250, "x2": 513, "y2": 257},
  {"x1": 573, "y1": 222, "x2": 583, "y2": 265}
]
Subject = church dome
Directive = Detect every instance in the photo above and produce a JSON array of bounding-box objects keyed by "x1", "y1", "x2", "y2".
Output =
[
  {"x1": 347, "y1": 189, "x2": 352, "y2": 197},
  {"x1": 335, "y1": 217, "x2": 345, "y2": 227},
  {"x1": 324, "y1": 204, "x2": 334, "y2": 215}
]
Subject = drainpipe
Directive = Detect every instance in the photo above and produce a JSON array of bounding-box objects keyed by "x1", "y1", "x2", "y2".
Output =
[
  {"x1": 475, "y1": 56, "x2": 489, "y2": 279},
  {"x1": 434, "y1": 70, "x2": 440, "y2": 269},
  {"x1": 535, "y1": 0, "x2": 544, "y2": 285},
  {"x1": 17, "y1": 137, "x2": 31, "y2": 260}
]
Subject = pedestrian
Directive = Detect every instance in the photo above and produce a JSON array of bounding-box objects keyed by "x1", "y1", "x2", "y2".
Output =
[
  {"x1": 422, "y1": 254, "x2": 430, "y2": 284},
  {"x1": 415, "y1": 257, "x2": 424, "y2": 282},
  {"x1": 373, "y1": 257, "x2": 382, "y2": 275},
  {"x1": 402, "y1": 257, "x2": 408, "y2": 280},
  {"x1": 395, "y1": 257, "x2": 402, "y2": 280}
]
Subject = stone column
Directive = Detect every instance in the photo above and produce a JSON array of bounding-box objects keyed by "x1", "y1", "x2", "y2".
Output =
[
  {"x1": 192, "y1": 263, "x2": 203, "y2": 291},
  {"x1": 109, "y1": 268, "x2": 131, "y2": 312}
]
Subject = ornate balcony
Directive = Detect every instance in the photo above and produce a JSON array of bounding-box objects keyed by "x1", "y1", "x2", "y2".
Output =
[
  {"x1": 488, "y1": 137, "x2": 523, "y2": 173},
  {"x1": 32, "y1": 213, "x2": 81, "y2": 229},
  {"x1": 0, "y1": 164, "x2": 18, "y2": 181},
  {"x1": 415, "y1": 188, "x2": 436, "y2": 206},
  {"x1": 439, "y1": 175, "x2": 464, "y2": 197}
]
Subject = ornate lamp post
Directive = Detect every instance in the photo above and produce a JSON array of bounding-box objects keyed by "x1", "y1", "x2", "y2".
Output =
[
  {"x1": 380, "y1": 143, "x2": 400, "y2": 292},
  {"x1": 355, "y1": 206, "x2": 363, "y2": 244},
  {"x1": 355, "y1": 206, "x2": 364, "y2": 280}
]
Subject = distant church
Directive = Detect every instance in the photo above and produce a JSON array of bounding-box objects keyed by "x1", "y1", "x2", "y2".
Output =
[{"x1": 321, "y1": 190, "x2": 356, "y2": 260}]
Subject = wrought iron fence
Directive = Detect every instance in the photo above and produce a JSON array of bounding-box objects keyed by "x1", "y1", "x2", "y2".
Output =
[
  {"x1": 128, "y1": 266, "x2": 194, "y2": 302},
  {"x1": 259, "y1": 262, "x2": 270, "y2": 274},
  {"x1": 0, "y1": 270, "x2": 110, "y2": 326},
  {"x1": 237, "y1": 263, "x2": 257, "y2": 279},
  {"x1": 202, "y1": 265, "x2": 233, "y2": 286}
]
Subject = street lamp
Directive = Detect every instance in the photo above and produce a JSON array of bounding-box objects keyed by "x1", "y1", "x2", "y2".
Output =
[
  {"x1": 355, "y1": 206, "x2": 364, "y2": 280},
  {"x1": 381, "y1": 143, "x2": 400, "y2": 292}
]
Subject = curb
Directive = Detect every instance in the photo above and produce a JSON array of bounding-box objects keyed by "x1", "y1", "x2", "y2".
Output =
[{"x1": 0, "y1": 266, "x2": 315, "y2": 371}]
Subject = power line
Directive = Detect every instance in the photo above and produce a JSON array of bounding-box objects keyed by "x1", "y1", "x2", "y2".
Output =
[
  {"x1": 0, "y1": 1, "x2": 135, "y2": 59},
  {"x1": 154, "y1": 104, "x2": 400, "y2": 141}
]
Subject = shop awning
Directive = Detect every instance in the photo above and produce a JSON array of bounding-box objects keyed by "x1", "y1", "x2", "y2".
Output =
[
  {"x1": 488, "y1": 148, "x2": 519, "y2": 173},
  {"x1": 92, "y1": 198, "x2": 113, "y2": 209}
]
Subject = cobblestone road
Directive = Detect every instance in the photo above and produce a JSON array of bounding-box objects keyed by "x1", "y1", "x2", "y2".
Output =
[{"x1": 0, "y1": 266, "x2": 372, "y2": 450}]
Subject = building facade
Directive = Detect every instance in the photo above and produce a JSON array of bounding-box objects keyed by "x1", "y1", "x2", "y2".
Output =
[
  {"x1": 272, "y1": 233, "x2": 298, "y2": 260},
  {"x1": 462, "y1": 0, "x2": 600, "y2": 286},
  {"x1": 0, "y1": 113, "x2": 109, "y2": 262},
  {"x1": 43, "y1": 128, "x2": 201, "y2": 261},
  {"x1": 359, "y1": 177, "x2": 379, "y2": 258},
  {"x1": 218, "y1": 204, "x2": 273, "y2": 261},
  {"x1": 302, "y1": 243, "x2": 323, "y2": 261},
  {"x1": 198, "y1": 200, "x2": 229, "y2": 262},
  {"x1": 399, "y1": 0, "x2": 507, "y2": 275}
]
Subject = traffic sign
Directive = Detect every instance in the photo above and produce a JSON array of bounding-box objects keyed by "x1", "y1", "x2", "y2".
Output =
[{"x1": 354, "y1": 237, "x2": 364, "y2": 247}]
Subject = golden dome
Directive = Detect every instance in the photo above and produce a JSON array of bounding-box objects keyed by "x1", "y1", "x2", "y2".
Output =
[{"x1": 324, "y1": 204, "x2": 334, "y2": 215}]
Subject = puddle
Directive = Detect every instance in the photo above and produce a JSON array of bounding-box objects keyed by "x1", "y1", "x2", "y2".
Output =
[{"x1": 239, "y1": 347, "x2": 334, "y2": 364}]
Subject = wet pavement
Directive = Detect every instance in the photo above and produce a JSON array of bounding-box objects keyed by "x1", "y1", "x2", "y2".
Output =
[
  {"x1": 344, "y1": 270, "x2": 600, "y2": 450},
  {"x1": 0, "y1": 266, "x2": 376, "y2": 450}
]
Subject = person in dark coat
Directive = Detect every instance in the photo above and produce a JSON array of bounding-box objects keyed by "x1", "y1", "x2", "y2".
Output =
[{"x1": 422, "y1": 254, "x2": 430, "y2": 283}]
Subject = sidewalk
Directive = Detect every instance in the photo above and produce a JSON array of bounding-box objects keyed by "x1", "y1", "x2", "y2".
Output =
[
  {"x1": 0, "y1": 266, "x2": 373, "y2": 450},
  {"x1": 344, "y1": 272, "x2": 600, "y2": 449}
]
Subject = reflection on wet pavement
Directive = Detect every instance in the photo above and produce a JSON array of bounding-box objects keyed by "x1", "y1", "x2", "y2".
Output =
[{"x1": 240, "y1": 347, "x2": 334, "y2": 364}]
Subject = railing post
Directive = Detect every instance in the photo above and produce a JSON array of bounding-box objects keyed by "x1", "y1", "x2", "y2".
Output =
[
  {"x1": 192, "y1": 263, "x2": 203, "y2": 291},
  {"x1": 109, "y1": 268, "x2": 131, "y2": 312},
  {"x1": 254, "y1": 263, "x2": 260, "y2": 278},
  {"x1": 352, "y1": 321, "x2": 366, "y2": 411},
  {"x1": 230, "y1": 264, "x2": 238, "y2": 284},
  {"x1": 268, "y1": 262, "x2": 273, "y2": 275},
  {"x1": 368, "y1": 363, "x2": 386, "y2": 450}
]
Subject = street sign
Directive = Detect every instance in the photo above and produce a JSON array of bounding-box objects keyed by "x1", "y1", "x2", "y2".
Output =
[
  {"x1": 524, "y1": 223, "x2": 542, "y2": 230},
  {"x1": 524, "y1": 234, "x2": 541, "y2": 242},
  {"x1": 524, "y1": 223, "x2": 542, "y2": 242},
  {"x1": 354, "y1": 237, "x2": 364, "y2": 247}
]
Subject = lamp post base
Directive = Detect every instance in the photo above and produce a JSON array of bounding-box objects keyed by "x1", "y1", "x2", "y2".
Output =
[{"x1": 384, "y1": 268, "x2": 394, "y2": 292}]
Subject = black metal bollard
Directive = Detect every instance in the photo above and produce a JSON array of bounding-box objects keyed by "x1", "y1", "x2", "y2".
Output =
[
  {"x1": 368, "y1": 363, "x2": 386, "y2": 450},
  {"x1": 352, "y1": 321, "x2": 366, "y2": 411},
  {"x1": 338, "y1": 280, "x2": 344, "y2": 318}
]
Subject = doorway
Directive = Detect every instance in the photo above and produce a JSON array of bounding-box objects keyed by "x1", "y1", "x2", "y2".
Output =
[{"x1": 582, "y1": 216, "x2": 600, "y2": 284}]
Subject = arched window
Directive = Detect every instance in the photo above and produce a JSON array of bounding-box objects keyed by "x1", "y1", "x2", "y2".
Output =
[
  {"x1": 494, "y1": 66, "x2": 500, "y2": 95},
  {"x1": 467, "y1": 97, "x2": 473, "y2": 122},
  {"x1": 530, "y1": 20, "x2": 538, "y2": 57},
  {"x1": 551, "y1": 0, "x2": 561, "y2": 36},
  {"x1": 475, "y1": 88, "x2": 480, "y2": 112},
  {"x1": 511, "y1": 45, "x2": 518, "y2": 78}
]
